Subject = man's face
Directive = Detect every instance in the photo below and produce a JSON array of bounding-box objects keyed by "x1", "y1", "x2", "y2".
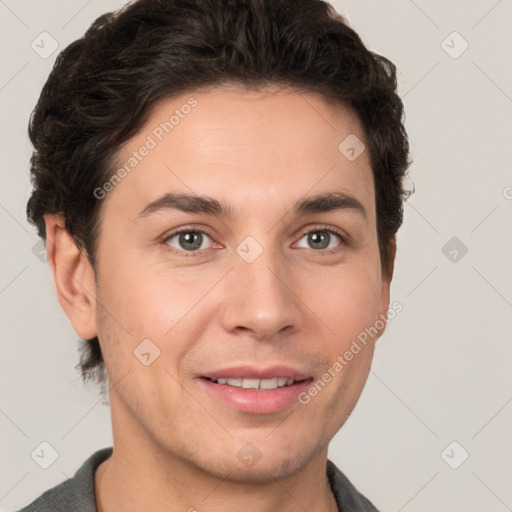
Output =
[{"x1": 91, "y1": 85, "x2": 391, "y2": 481}]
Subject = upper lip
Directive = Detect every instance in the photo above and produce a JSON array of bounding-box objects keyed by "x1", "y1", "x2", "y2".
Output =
[{"x1": 201, "y1": 365, "x2": 311, "y2": 381}]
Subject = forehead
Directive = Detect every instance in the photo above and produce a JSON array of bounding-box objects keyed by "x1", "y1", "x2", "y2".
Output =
[{"x1": 106, "y1": 85, "x2": 374, "y2": 220}]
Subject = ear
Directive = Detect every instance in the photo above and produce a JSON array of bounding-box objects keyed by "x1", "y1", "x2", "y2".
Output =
[
  {"x1": 383, "y1": 235, "x2": 396, "y2": 285},
  {"x1": 378, "y1": 236, "x2": 397, "y2": 329},
  {"x1": 44, "y1": 215, "x2": 98, "y2": 340}
]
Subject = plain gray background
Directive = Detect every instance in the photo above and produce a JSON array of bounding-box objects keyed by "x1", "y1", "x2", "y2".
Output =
[{"x1": 1, "y1": 1, "x2": 511, "y2": 510}]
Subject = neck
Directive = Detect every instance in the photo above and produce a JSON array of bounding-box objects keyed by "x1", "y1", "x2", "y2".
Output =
[{"x1": 95, "y1": 438, "x2": 338, "y2": 512}]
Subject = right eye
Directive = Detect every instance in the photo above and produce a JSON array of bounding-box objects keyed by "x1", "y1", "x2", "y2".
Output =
[{"x1": 164, "y1": 229, "x2": 215, "y2": 255}]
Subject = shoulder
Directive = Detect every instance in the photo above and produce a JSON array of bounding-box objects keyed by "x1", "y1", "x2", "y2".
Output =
[
  {"x1": 327, "y1": 459, "x2": 380, "y2": 512},
  {"x1": 16, "y1": 447, "x2": 113, "y2": 512}
]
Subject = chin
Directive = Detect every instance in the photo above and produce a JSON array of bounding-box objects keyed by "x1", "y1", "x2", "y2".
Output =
[{"x1": 192, "y1": 443, "x2": 318, "y2": 484}]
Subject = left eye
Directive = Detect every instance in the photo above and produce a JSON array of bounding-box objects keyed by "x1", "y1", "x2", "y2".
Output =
[
  {"x1": 296, "y1": 230, "x2": 342, "y2": 250},
  {"x1": 165, "y1": 230, "x2": 213, "y2": 252}
]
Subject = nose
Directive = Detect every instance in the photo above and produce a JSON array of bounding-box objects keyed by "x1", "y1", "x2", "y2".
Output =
[{"x1": 219, "y1": 247, "x2": 303, "y2": 341}]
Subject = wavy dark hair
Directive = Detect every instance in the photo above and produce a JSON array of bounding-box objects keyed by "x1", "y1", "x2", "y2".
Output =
[{"x1": 27, "y1": 0, "x2": 412, "y2": 386}]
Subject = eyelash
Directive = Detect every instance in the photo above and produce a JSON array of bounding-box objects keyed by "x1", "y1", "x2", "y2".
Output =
[{"x1": 163, "y1": 225, "x2": 348, "y2": 258}]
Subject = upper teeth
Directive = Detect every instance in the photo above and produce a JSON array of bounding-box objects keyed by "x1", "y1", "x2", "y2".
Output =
[{"x1": 214, "y1": 377, "x2": 295, "y2": 389}]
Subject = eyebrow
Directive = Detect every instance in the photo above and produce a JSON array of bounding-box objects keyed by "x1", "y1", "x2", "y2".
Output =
[
  {"x1": 294, "y1": 192, "x2": 366, "y2": 220},
  {"x1": 136, "y1": 191, "x2": 366, "y2": 220}
]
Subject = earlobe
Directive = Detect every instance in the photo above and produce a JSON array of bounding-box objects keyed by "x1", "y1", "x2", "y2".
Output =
[{"x1": 44, "y1": 215, "x2": 98, "y2": 340}]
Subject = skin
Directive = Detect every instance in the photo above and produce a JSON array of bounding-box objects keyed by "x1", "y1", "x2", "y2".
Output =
[{"x1": 45, "y1": 84, "x2": 395, "y2": 512}]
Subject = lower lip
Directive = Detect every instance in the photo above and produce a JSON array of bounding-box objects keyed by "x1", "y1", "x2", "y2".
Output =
[{"x1": 198, "y1": 378, "x2": 313, "y2": 414}]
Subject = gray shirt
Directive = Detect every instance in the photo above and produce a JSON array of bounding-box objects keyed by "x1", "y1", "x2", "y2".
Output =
[{"x1": 17, "y1": 447, "x2": 379, "y2": 511}]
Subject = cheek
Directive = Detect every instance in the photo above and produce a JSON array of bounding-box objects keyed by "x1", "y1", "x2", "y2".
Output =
[
  {"x1": 95, "y1": 255, "x2": 219, "y2": 363},
  {"x1": 96, "y1": 241, "x2": 177, "y2": 331},
  {"x1": 303, "y1": 262, "x2": 382, "y2": 344}
]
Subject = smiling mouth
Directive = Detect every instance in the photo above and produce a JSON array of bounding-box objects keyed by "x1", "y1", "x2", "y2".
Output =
[
  {"x1": 203, "y1": 377, "x2": 309, "y2": 390},
  {"x1": 199, "y1": 373, "x2": 314, "y2": 413}
]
